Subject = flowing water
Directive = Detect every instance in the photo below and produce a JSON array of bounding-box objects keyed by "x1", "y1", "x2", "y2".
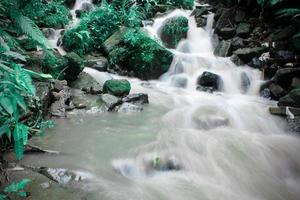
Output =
[{"x1": 22, "y1": 4, "x2": 300, "y2": 200}]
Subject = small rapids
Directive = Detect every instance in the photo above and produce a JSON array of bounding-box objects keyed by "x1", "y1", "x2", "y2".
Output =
[{"x1": 24, "y1": 3, "x2": 300, "y2": 200}]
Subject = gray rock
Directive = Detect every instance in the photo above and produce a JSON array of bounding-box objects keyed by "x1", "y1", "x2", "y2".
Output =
[
  {"x1": 98, "y1": 94, "x2": 121, "y2": 111},
  {"x1": 34, "y1": 82, "x2": 52, "y2": 116},
  {"x1": 233, "y1": 46, "x2": 267, "y2": 63},
  {"x1": 272, "y1": 68, "x2": 300, "y2": 87},
  {"x1": 50, "y1": 86, "x2": 73, "y2": 118},
  {"x1": 236, "y1": 23, "x2": 251, "y2": 38},
  {"x1": 71, "y1": 71, "x2": 102, "y2": 94},
  {"x1": 122, "y1": 93, "x2": 149, "y2": 105},
  {"x1": 218, "y1": 28, "x2": 236, "y2": 39},
  {"x1": 269, "y1": 83, "x2": 287, "y2": 100},
  {"x1": 234, "y1": 9, "x2": 246, "y2": 23},
  {"x1": 269, "y1": 106, "x2": 300, "y2": 116},
  {"x1": 84, "y1": 56, "x2": 109, "y2": 72},
  {"x1": 214, "y1": 40, "x2": 232, "y2": 57},
  {"x1": 287, "y1": 116, "x2": 300, "y2": 133},
  {"x1": 81, "y1": 2, "x2": 94, "y2": 12},
  {"x1": 37, "y1": 167, "x2": 82, "y2": 184},
  {"x1": 103, "y1": 26, "x2": 128, "y2": 54},
  {"x1": 42, "y1": 28, "x2": 56, "y2": 39},
  {"x1": 231, "y1": 37, "x2": 245, "y2": 51},
  {"x1": 196, "y1": 71, "x2": 223, "y2": 92},
  {"x1": 214, "y1": 8, "x2": 235, "y2": 34}
]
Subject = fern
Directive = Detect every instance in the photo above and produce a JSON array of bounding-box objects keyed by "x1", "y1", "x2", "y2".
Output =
[{"x1": 274, "y1": 8, "x2": 300, "y2": 19}]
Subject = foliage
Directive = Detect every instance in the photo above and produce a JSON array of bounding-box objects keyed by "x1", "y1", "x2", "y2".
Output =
[
  {"x1": 0, "y1": 179, "x2": 31, "y2": 199},
  {"x1": 22, "y1": 0, "x2": 70, "y2": 29}
]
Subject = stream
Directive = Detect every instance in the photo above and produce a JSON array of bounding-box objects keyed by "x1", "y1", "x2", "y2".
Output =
[{"x1": 21, "y1": 1, "x2": 300, "y2": 200}]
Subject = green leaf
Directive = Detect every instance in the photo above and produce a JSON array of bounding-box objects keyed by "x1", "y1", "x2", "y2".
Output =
[
  {"x1": 0, "y1": 124, "x2": 10, "y2": 137},
  {"x1": 0, "y1": 96, "x2": 13, "y2": 115},
  {"x1": 0, "y1": 194, "x2": 7, "y2": 200}
]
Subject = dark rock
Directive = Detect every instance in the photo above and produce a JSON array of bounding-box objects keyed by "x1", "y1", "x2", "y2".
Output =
[
  {"x1": 191, "y1": 6, "x2": 209, "y2": 27},
  {"x1": 18, "y1": 37, "x2": 37, "y2": 51},
  {"x1": 218, "y1": 28, "x2": 236, "y2": 39},
  {"x1": 64, "y1": 52, "x2": 84, "y2": 83},
  {"x1": 230, "y1": 37, "x2": 245, "y2": 51},
  {"x1": 64, "y1": 0, "x2": 76, "y2": 9},
  {"x1": 272, "y1": 25, "x2": 297, "y2": 41},
  {"x1": 291, "y1": 77, "x2": 300, "y2": 88},
  {"x1": 52, "y1": 80, "x2": 68, "y2": 92},
  {"x1": 233, "y1": 47, "x2": 267, "y2": 63},
  {"x1": 117, "y1": 103, "x2": 143, "y2": 112},
  {"x1": 240, "y1": 72, "x2": 251, "y2": 93},
  {"x1": 278, "y1": 89, "x2": 300, "y2": 108},
  {"x1": 230, "y1": 54, "x2": 244, "y2": 65},
  {"x1": 84, "y1": 56, "x2": 109, "y2": 72},
  {"x1": 270, "y1": 50, "x2": 295, "y2": 65},
  {"x1": 234, "y1": 9, "x2": 246, "y2": 23},
  {"x1": 34, "y1": 82, "x2": 52, "y2": 117},
  {"x1": 122, "y1": 93, "x2": 149, "y2": 105},
  {"x1": 71, "y1": 71, "x2": 103, "y2": 94},
  {"x1": 196, "y1": 71, "x2": 223, "y2": 92},
  {"x1": 263, "y1": 64, "x2": 279, "y2": 80},
  {"x1": 287, "y1": 116, "x2": 300, "y2": 133},
  {"x1": 214, "y1": 8, "x2": 235, "y2": 34},
  {"x1": 214, "y1": 40, "x2": 232, "y2": 57},
  {"x1": 160, "y1": 16, "x2": 189, "y2": 49},
  {"x1": 236, "y1": 23, "x2": 251, "y2": 38},
  {"x1": 272, "y1": 68, "x2": 300, "y2": 88},
  {"x1": 248, "y1": 57, "x2": 263, "y2": 69},
  {"x1": 103, "y1": 79, "x2": 131, "y2": 97},
  {"x1": 195, "y1": 17, "x2": 207, "y2": 27},
  {"x1": 269, "y1": 106, "x2": 300, "y2": 116},
  {"x1": 269, "y1": 83, "x2": 287, "y2": 100}
]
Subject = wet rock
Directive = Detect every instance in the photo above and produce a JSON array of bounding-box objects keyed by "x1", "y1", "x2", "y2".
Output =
[
  {"x1": 64, "y1": 0, "x2": 76, "y2": 9},
  {"x1": 173, "y1": 61, "x2": 184, "y2": 74},
  {"x1": 236, "y1": 23, "x2": 251, "y2": 38},
  {"x1": 42, "y1": 28, "x2": 56, "y2": 39},
  {"x1": 233, "y1": 46, "x2": 267, "y2": 63},
  {"x1": 230, "y1": 37, "x2": 245, "y2": 51},
  {"x1": 64, "y1": 52, "x2": 84, "y2": 83},
  {"x1": 269, "y1": 83, "x2": 287, "y2": 100},
  {"x1": 103, "y1": 79, "x2": 131, "y2": 97},
  {"x1": 234, "y1": 9, "x2": 246, "y2": 23},
  {"x1": 263, "y1": 64, "x2": 279, "y2": 80},
  {"x1": 270, "y1": 50, "x2": 295, "y2": 65},
  {"x1": 241, "y1": 72, "x2": 251, "y2": 93},
  {"x1": 230, "y1": 54, "x2": 244, "y2": 65},
  {"x1": 117, "y1": 103, "x2": 143, "y2": 112},
  {"x1": 214, "y1": 40, "x2": 232, "y2": 57},
  {"x1": 196, "y1": 71, "x2": 223, "y2": 92},
  {"x1": 218, "y1": 28, "x2": 236, "y2": 39},
  {"x1": 160, "y1": 16, "x2": 189, "y2": 49},
  {"x1": 151, "y1": 155, "x2": 181, "y2": 171},
  {"x1": 170, "y1": 75, "x2": 188, "y2": 88},
  {"x1": 248, "y1": 57, "x2": 263, "y2": 69},
  {"x1": 84, "y1": 56, "x2": 109, "y2": 72},
  {"x1": 287, "y1": 116, "x2": 300, "y2": 133},
  {"x1": 34, "y1": 82, "x2": 52, "y2": 117},
  {"x1": 214, "y1": 8, "x2": 235, "y2": 34},
  {"x1": 278, "y1": 89, "x2": 300, "y2": 108},
  {"x1": 103, "y1": 26, "x2": 128, "y2": 54},
  {"x1": 98, "y1": 94, "x2": 121, "y2": 111},
  {"x1": 191, "y1": 6, "x2": 208, "y2": 27},
  {"x1": 272, "y1": 68, "x2": 300, "y2": 88},
  {"x1": 269, "y1": 106, "x2": 300, "y2": 116},
  {"x1": 50, "y1": 85, "x2": 73, "y2": 117},
  {"x1": 71, "y1": 72, "x2": 102, "y2": 94},
  {"x1": 37, "y1": 167, "x2": 82, "y2": 184},
  {"x1": 271, "y1": 25, "x2": 297, "y2": 41},
  {"x1": 122, "y1": 93, "x2": 149, "y2": 105}
]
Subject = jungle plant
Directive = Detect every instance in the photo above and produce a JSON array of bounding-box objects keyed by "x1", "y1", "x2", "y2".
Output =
[{"x1": 0, "y1": 179, "x2": 31, "y2": 199}]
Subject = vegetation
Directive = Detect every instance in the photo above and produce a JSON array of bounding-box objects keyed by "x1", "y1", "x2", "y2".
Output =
[{"x1": 0, "y1": 179, "x2": 31, "y2": 199}]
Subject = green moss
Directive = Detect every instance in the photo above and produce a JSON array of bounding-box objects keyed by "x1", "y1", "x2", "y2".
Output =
[
  {"x1": 109, "y1": 29, "x2": 173, "y2": 80},
  {"x1": 161, "y1": 16, "x2": 189, "y2": 48},
  {"x1": 23, "y1": 1, "x2": 70, "y2": 29},
  {"x1": 103, "y1": 79, "x2": 131, "y2": 97}
]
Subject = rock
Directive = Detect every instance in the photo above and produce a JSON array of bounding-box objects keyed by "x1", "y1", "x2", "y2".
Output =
[
  {"x1": 272, "y1": 25, "x2": 297, "y2": 41},
  {"x1": 64, "y1": 0, "x2": 76, "y2": 9},
  {"x1": 230, "y1": 54, "x2": 244, "y2": 65},
  {"x1": 214, "y1": 8, "x2": 235, "y2": 34},
  {"x1": 269, "y1": 83, "x2": 287, "y2": 100},
  {"x1": 34, "y1": 82, "x2": 52, "y2": 117},
  {"x1": 103, "y1": 79, "x2": 131, "y2": 97},
  {"x1": 234, "y1": 9, "x2": 246, "y2": 23},
  {"x1": 248, "y1": 57, "x2": 263, "y2": 69},
  {"x1": 196, "y1": 71, "x2": 223, "y2": 92},
  {"x1": 52, "y1": 80, "x2": 68, "y2": 92},
  {"x1": 233, "y1": 46, "x2": 267, "y2": 63},
  {"x1": 192, "y1": 6, "x2": 208, "y2": 27},
  {"x1": 270, "y1": 50, "x2": 295, "y2": 65},
  {"x1": 42, "y1": 28, "x2": 56, "y2": 39},
  {"x1": 81, "y1": 2, "x2": 94, "y2": 12},
  {"x1": 218, "y1": 28, "x2": 236, "y2": 39},
  {"x1": 287, "y1": 116, "x2": 300, "y2": 133},
  {"x1": 240, "y1": 72, "x2": 251, "y2": 93},
  {"x1": 291, "y1": 77, "x2": 300, "y2": 88},
  {"x1": 272, "y1": 68, "x2": 300, "y2": 88},
  {"x1": 278, "y1": 89, "x2": 300, "y2": 108},
  {"x1": 122, "y1": 93, "x2": 149, "y2": 105},
  {"x1": 37, "y1": 167, "x2": 82, "y2": 184},
  {"x1": 236, "y1": 23, "x2": 251, "y2": 38},
  {"x1": 230, "y1": 37, "x2": 245, "y2": 51},
  {"x1": 98, "y1": 94, "x2": 121, "y2": 111},
  {"x1": 71, "y1": 71, "x2": 102, "y2": 94},
  {"x1": 50, "y1": 85, "x2": 73, "y2": 117},
  {"x1": 170, "y1": 75, "x2": 188, "y2": 88},
  {"x1": 214, "y1": 40, "x2": 232, "y2": 57},
  {"x1": 117, "y1": 103, "x2": 143, "y2": 112},
  {"x1": 84, "y1": 56, "x2": 109, "y2": 72},
  {"x1": 160, "y1": 16, "x2": 189, "y2": 49},
  {"x1": 269, "y1": 106, "x2": 300, "y2": 116},
  {"x1": 18, "y1": 37, "x2": 37, "y2": 51},
  {"x1": 64, "y1": 52, "x2": 84, "y2": 83},
  {"x1": 103, "y1": 26, "x2": 128, "y2": 54},
  {"x1": 263, "y1": 64, "x2": 279, "y2": 80}
]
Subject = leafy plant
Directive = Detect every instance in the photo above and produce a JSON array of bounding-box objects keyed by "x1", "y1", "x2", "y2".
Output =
[{"x1": 0, "y1": 179, "x2": 31, "y2": 199}]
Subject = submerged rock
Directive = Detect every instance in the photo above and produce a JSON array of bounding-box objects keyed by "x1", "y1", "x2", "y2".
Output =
[
  {"x1": 103, "y1": 79, "x2": 131, "y2": 97},
  {"x1": 160, "y1": 16, "x2": 189, "y2": 49},
  {"x1": 196, "y1": 71, "x2": 223, "y2": 92},
  {"x1": 117, "y1": 103, "x2": 143, "y2": 112}
]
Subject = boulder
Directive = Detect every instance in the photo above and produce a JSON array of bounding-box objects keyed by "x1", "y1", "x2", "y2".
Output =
[
  {"x1": 236, "y1": 23, "x2": 251, "y2": 38},
  {"x1": 233, "y1": 47, "x2": 267, "y2": 63},
  {"x1": 269, "y1": 83, "x2": 287, "y2": 100},
  {"x1": 191, "y1": 6, "x2": 208, "y2": 27},
  {"x1": 34, "y1": 82, "x2": 52, "y2": 117},
  {"x1": 230, "y1": 37, "x2": 245, "y2": 51},
  {"x1": 263, "y1": 64, "x2": 279, "y2": 80},
  {"x1": 64, "y1": 52, "x2": 84, "y2": 83},
  {"x1": 50, "y1": 85, "x2": 73, "y2": 118},
  {"x1": 122, "y1": 93, "x2": 149, "y2": 105},
  {"x1": 269, "y1": 106, "x2": 300, "y2": 116},
  {"x1": 214, "y1": 40, "x2": 232, "y2": 57},
  {"x1": 196, "y1": 71, "x2": 223, "y2": 92},
  {"x1": 71, "y1": 71, "x2": 102, "y2": 94},
  {"x1": 160, "y1": 16, "x2": 189, "y2": 49},
  {"x1": 102, "y1": 27, "x2": 128, "y2": 54},
  {"x1": 214, "y1": 8, "x2": 235, "y2": 34},
  {"x1": 84, "y1": 55, "x2": 109, "y2": 72},
  {"x1": 248, "y1": 57, "x2": 263, "y2": 69},
  {"x1": 272, "y1": 68, "x2": 300, "y2": 88},
  {"x1": 218, "y1": 28, "x2": 236, "y2": 39},
  {"x1": 98, "y1": 94, "x2": 121, "y2": 111},
  {"x1": 103, "y1": 79, "x2": 131, "y2": 97},
  {"x1": 270, "y1": 50, "x2": 295, "y2": 65},
  {"x1": 278, "y1": 89, "x2": 300, "y2": 108}
]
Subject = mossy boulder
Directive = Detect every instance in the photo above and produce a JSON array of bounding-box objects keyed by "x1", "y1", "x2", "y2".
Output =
[
  {"x1": 64, "y1": 52, "x2": 84, "y2": 83},
  {"x1": 160, "y1": 16, "x2": 189, "y2": 49},
  {"x1": 103, "y1": 79, "x2": 131, "y2": 97},
  {"x1": 108, "y1": 29, "x2": 173, "y2": 80}
]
